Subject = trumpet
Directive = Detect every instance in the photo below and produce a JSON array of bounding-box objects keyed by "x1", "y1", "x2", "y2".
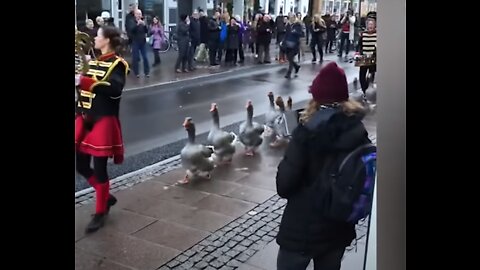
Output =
[{"x1": 75, "y1": 29, "x2": 92, "y2": 75}]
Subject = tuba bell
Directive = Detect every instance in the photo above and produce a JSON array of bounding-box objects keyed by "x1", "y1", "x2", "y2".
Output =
[
  {"x1": 75, "y1": 27, "x2": 93, "y2": 109},
  {"x1": 75, "y1": 28, "x2": 92, "y2": 75}
]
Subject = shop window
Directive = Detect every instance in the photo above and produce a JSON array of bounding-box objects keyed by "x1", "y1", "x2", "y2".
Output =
[
  {"x1": 138, "y1": 0, "x2": 165, "y2": 25},
  {"x1": 76, "y1": 0, "x2": 111, "y2": 29}
]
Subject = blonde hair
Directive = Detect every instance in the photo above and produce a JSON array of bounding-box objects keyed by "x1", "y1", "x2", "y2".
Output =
[
  {"x1": 299, "y1": 99, "x2": 365, "y2": 124},
  {"x1": 312, "y1": 14, "x2": 326, "y2": 28}
]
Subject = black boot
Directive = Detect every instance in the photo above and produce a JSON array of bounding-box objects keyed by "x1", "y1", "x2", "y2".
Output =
[
  {"x1": 107, "y1": 195, "x2": 117, "y2": 213},
  {"x1": 294, "y1": 65, "x2": 301, "y2": 74},
  {"x1": 86, "y1": 213, "x2": 106, "y2": 233}
]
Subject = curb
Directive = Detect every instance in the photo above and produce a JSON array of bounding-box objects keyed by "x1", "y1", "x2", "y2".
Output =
[{"x1": 75, "y1": 155, "x2": 181, "y2": 204}]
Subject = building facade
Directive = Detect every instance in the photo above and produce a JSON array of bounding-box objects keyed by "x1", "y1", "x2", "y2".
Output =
[
  {"x1": 75, "y1": 0, "x2": 179, "y2": 32},
  {"x1": 320, "y1": 0, "x2": 377, "y2": 16},
  {"x1": 74, "y1": 0, "x2": 321, "y2": 31}
]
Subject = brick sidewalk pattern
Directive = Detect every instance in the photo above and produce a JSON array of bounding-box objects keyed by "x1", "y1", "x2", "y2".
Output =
[{"x1": 159, "y1": 195, "x2": 286, "y2": 270}]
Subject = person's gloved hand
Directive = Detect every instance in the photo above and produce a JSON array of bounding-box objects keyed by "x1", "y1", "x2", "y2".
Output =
[{"x1": 75, "y1": 74, "x2": 81, "y2": 86}]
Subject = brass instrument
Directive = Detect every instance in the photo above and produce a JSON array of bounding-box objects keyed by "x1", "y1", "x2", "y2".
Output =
[
  {"x1": 355, "y1": 51, "x2": 377, "y2": 67},
  {"x1": 75, "y1": 28, "x2": 93, "y2": 110},
  {"x1": 75, "y1": 29, "x2": 92, "y2": 75}
]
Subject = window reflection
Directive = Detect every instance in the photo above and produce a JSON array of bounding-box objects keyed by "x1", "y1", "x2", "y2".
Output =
[{"x1": 138, "y1": 0, "x2": 165, "y2": 25}]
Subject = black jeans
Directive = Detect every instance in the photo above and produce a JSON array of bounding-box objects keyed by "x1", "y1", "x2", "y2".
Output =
[
  {"x1": 310, "y1": 36, "x2": 323, "y2": 61},
  {"x1": 277, "y1": 248, "x2": 345, "y2": 270},
  {"x1": 153, "y1": 49, "x2": 161, "y2": 65},
  {"x1": 188, "y1": 40, "x2": 199, "y2": 69},
  {"x1": 238, "y1": 40, "x2": 245, "y2": 61},
  {"x1": 225, "y1": 49, "x2": 238, "y2": 64},
  {"x1": 208, "y1": 40, "x2": 219, "y2": 65},
  {"x1": 258, "y1": 43, "x2": 271, "y2": 63},
  {"x1": 325, "y1": 38, "x2": 335, "y2": 53},
  {"x1": 305, "y1": 27, "x2": 310, "y2": 44},
  {"x1": 286, "y1": 48, "x2": 299, "y2": 76},
  {"x1": 338, "y1": 32, "x2": 350, "y2": 57},
  {"x1": 175, "y1": 42, "x2": 190, "y2": 71},
  {"x1": 359, "y1": 65, "x2": 377, "y2": 93}
]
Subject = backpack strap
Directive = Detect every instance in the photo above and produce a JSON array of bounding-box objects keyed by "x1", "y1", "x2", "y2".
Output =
[{"x1": 338, "y1": 143, "x2": 376, "y2": 172}]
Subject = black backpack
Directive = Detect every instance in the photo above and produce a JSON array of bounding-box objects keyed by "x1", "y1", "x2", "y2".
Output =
[
  {"x1": 319, "y1": 144, "x2": 376, "y2": 223},
  {"x1": 309, "y1": 109, "x2": 377, "y2": 224}
]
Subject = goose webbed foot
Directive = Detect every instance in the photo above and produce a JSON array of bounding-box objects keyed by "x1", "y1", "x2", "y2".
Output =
[
  {"x1": 178, "y1": 175, "x2": 190, "y2": 184},
  {"x1": 245, "y1": 149, "x2": 255, "y2": 156}
]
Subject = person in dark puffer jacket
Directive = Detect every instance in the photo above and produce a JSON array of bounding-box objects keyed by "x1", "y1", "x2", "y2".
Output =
[{"x1": 276, "y1": 62, "x2": 370, "y2": 270}]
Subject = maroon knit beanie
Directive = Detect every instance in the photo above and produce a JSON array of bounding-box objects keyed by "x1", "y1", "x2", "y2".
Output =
[{"x1": 309, "y1": 62, "x2": 349, "y2": 104}]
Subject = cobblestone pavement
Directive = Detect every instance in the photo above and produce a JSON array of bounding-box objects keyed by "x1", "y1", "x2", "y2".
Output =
[{"x1": 158, "y1": 195, "x2": 286, "y2": 270}]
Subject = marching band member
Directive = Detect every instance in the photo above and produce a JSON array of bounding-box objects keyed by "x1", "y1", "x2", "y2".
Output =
[
  {"x1": 356, "y1": 18, "x2": 377, "y2": 98},
  {"x1": 75, "y1": 26, "x2": 129, "y2": 233}
]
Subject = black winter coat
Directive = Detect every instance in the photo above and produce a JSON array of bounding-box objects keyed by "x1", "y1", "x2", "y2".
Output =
[
  {"x1": 131, "y1": 23, "x2": 148, "y2": 44},
  {"x1": 276, "y1": 108, "x2": 370, "y2": 256},
  {"x1": 208, "y1": 17, "x2": 221, "y2": 43},
  {"x1": 226, "y1": 25, "x2": 240, "y2": 50},
  {"x1": 200, "y1": 16, "x2": 209, "y2": 44},
  {"x1": 189, "y1": 18, "x2": 201, "y2": 43},
  {"x1": 256, "y1": 21, "x2": 273, "y2": 45},
  {"x1": 176, "y1": 21, "x2": 190, "y2": 50}
]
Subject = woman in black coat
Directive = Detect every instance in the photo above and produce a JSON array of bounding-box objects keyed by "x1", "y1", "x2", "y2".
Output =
[
  {"x1": 276, "y1": 62, "x2": 370, "y2": 270},
  {"x1": 225, "y1": 18, "x2": 240, "y2": 65},
  {"x1": 175, "y1": 14, "x2": 191, "y2": 73}
]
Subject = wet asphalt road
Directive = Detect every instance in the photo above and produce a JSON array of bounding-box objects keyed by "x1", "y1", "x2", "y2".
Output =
[{"x1": 75, "y1": 57, "x2": 360, "y2": 191}]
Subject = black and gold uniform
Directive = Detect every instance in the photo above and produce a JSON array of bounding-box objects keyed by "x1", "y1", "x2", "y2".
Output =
[{"x1": 75, "y1": 51, "x2": 128, "y2": 233}]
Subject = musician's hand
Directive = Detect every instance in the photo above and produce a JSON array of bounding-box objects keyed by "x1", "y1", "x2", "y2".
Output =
[
  {"x1": 85, "y1": 55, "x2": 91, "y2": 62},
  {"x1": 75, "y1": 74, "x2": 81, "y2": 86}
]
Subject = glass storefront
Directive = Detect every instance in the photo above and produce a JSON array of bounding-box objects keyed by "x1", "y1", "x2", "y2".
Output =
[
  {"x1": 321, "y1": 0, "x2": 376, "y2": 16},
  {"x1": 138, "y1": 0, "x2": 165, "y2": 25},
  {"x1": 76, "y1": 0, "x2": 112, "y2": 29}
]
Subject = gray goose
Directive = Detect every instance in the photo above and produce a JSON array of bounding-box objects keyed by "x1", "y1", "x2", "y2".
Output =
[
  {"x1": 239, "y1": 100, "x2": 265, "y2": 156},
  {"x1": 179, "y1": 117, "x2": 215, "y2": 184},
  {"x1": 207, "y1": 103, "x2": 236, "y2": 164}
]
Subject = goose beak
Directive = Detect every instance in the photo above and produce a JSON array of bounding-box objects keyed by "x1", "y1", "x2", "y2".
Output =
[
  {"x1": 183, "y1": 117, "x2": 192, "y2": 128},
  {"x1": 210, "y1": 103, "x2": 217, "y2": 112}
]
